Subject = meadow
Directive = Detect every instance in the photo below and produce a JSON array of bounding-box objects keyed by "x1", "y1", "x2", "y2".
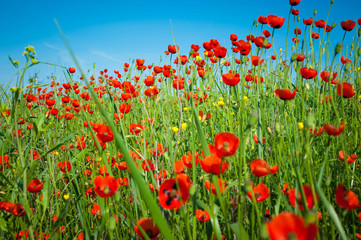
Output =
[{"x1": 0, "y1": 0, "x2": 361, "y2": 239}]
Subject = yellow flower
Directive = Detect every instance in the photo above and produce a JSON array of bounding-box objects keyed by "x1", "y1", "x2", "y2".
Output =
[
  {"x1": 183, "y1": 107, "x2": 188, "y2": 111},
  {"x1": 172, "y1": 127, "x2": 179, "y2": 133},
  {"x1": 54, "y1": 151, "x2": 59, "y2": 156},
  {"x1": 297, "y1": 122, "x2": 304, "y2": 130},
  {"x1": 243, "y1": 96, "x2": 248, "y2": 102},
  {"x1": 358, "y1": 95, "x2": 361, "y2": 99},
  {"x1": 25, "y1": 45, "x2": 35, "y2": 54},
  {"x1": 198, "y1": 116, "x2": 202, "y2": 121},
  {"x1": 219, "y1": 97, "x2": 224, "y2": 101},
  {"x1": 63, "y1": 194, "x2": 70, "y2": 200},
  {"x1": 217, "y1": 100, "x2": 225, "y2": 106},
  {"x1": 181, "y1": 123, "x2": 187, "y2": 130},
  {"x1": 13, "y1": 60, "x2": 20, "y2": 65},
  {"x1": 196, "y1": 56, "x2": 202, "y2": 61},
  {"x1": 31, "y1": 58, "x2": 38, "y2": 64}
]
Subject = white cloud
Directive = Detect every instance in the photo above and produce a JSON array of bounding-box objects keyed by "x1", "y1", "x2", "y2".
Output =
[{"x1": 90, "y1": 50, "x2": 122, "y2": 63}]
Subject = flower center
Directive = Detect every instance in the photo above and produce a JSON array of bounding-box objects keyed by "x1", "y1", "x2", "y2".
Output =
[
  {"x1": 287, "y1": 232, "x2": 298, "y2": 240},
  {"x1": 169, "y1": 189, "x2": 177, "y2": 198},
  {"x1": 103, "y1": 186, "x2": 110, "y2": 194}
]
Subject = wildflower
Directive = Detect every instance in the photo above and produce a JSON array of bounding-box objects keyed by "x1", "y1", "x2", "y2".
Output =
[
  {"x1": 267, "y1": 212, "x2": 318, "y2": 240},
  {"x1": 336, "y1": 184, "x2": 361, "y2": 210},
  {"x1": 27, "y1": 179, "x2": 43, "y2": 193},
  {"x1": 243, "y1": 96, "x2": 248, "y2": 102},
  {"x1": 267, "y1": 15, "x2": 285, "y2": 29},
  {"x1": 217, "y1": 100, "x2": 225, "y2": 106},
  {"x1": 58, "y1": 161, "x2": 71, "y2": 173},
  {"x1": 289, "y1": 0, "x2": 300, "y2": 6},
  {"x1": 149, "y1": 144, "x2": 167, "y2": 156},
  {"x1": 337, "y1": 82, "x2": 355, "y2": 98},
  {"x1": 213, "y1": 132, "x2": 240, "y2": 158},
  {"x1": 134, "y1": 218, "x2": 160, "y2": 240},
  {"x1": 222, "y1": 72, "x2": 240, "y2": 86},
  {"x1": 196, "y1": 209, "x2": 210, "y2": 222},
  {"x1": 68, "y1": 67, "x2": 76, "y2": 73},
  {"x1": 63, "y1": 194, "x2": 70, "y2": 200},
  {"x1": 274, "y1": 88, "x2": 297, "y2": 100},
  {"x1": 181, "y1": 123, "x2": 187, "y2": 130},
  {"x1": 158, "y1": 178, "x2": 189, "y2": 210},
  {"x1": 94, "y1": 175, "x2": 119, "y2": 198},
  {"x1": 250, "y1": 159, "x2": 279, "y2": 177},
  {"x1": 323, "y1": 122, "x2": 344, "y2": 136},
  {"x1": 338, "y1": 151, "x2": 357, "y2": 164},
  {"x1": 289, "y1": 185, "x2": 319, "y2": 210},
  {"x1": 297, "y1": 122, "x2": 304, "y2": 130},
  {"x1": 320, "y1": 71, "x2": 338, "y2": 84},
  {"x1": 204, "y1": 178, "x2": 227, "y2": 195},
  {"x1": 247, "y1": 183, "x2": 271, "y2": 202},
  {"x1": 200, "y1": 155, "x2": 229, "y2": 175},
  {"x1": 300, "y1": 67, "x2": 317, "y2": 79},
  {"x1": 341, "y1": 20, "x2": 356, "y2": 31}
]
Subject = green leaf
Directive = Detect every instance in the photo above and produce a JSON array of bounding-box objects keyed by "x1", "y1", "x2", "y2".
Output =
[
  {"x1": 230, "y1": 222, "x2": 249, "y2": 240},
  {"x1": 42, "y1": 133, "x2": 75, "y2": 157}
]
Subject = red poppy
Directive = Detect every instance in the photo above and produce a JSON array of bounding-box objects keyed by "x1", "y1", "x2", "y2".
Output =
[
  {"x1": 250, "y1": 159, "x2": 279, "y2": 177},
  {"x1": 251, "y1": 55, "x2": 264, "y2": 66},
  {"x1": 69, "y1": 67, "x2": 76, "y2": 73},
  {"x1": 320, "y1": 71, "x2": 338, "y2": 84},
  {"x1": 204, "y1": 178, "x2": 227, "y2": 195},
  {"x1": 168, "y1": 45, "x2": 179, "y2": 54},
  {"x1": 149, "y1": 144, "x2": 167, "y2": 156},
  {"x1": 297, "y1": 54, "x2": 305, "y2": 62},
  {"x1": 213, "y1": 45, "x2": 227, "y2": 58},
  {"x1": 94, "y1": 175, "x2": 119, "y2": 198},
  {"x1": 213, "y1": 132, "x2": 240, "y2": 158},
  {"x1": 258, "y1": 16, "x2": 267, "y2": 24},
  {"x1": 144, "y1": 87, "x2": 161, "y2": 97},
  {"x1": 95, "y1": 124, "x2": 114, "y2": 142},
  {"x1": 247, "y1": 183, "x2": 271, "y2": 202},
  {"x1": 262, "y1": 30, "x2": 271, "y2": 38},
  {"x1": 311, "y1": 32, "x2": 319, "y2": 39},
  {"x1": 45, "y1": 99, "x2": 55, "y2": 106},
  {"x1": 341, "y1": 56, "x2": 352, "y2": 65},
  {"x1": 323, "y1": 122, "x2": 344, "y2": 136},
  {"x1": 309, "y1": 127, "x2": 323, "y2": 135},
  {"x1": 134, "y1": 218, "x2": 160, "y2": 240},
  {"x1": 289, "y1": 185, "x2": 318, "y2": 210},
  {"x1": 303, "y1": 18, "x2": 313, "y2": 25},
  {"x1": 336, "y1": 184, "x2": 361, "y2": 210},
  {"x1": 58, "y1": 161, "x2": 71, "y2": 173},
  {"x1": 0, "y1": 156, "x2": 9, "y2": 171},
  {"x1": 274, "y1": 88, "x2": 297, "y2": 100},
  {"x1": 222, "y1": 73, "x2": 240, "y2": 86},
  {"x1": 267, "y1": 15, "x2": 285, "y2": 29},
  {"x1": 230, "y1": 34, "x2": 238, "y2": 42},
  {"x1": 129, "y1": 123, "x2": 146, "y2": 136},
  {"x1": 267, "y1": 212, "x2": 318, "y2": 240},
  {"x1": 314, "y1": 19, "x2": 325, "y2": 28},
  {"x1": 341, "y1": 20, "x2": 356, "y2": 31},
  {"x1": 174, "y1": 160, "x2": 186, "y2": 174},
  {"x1": 191, "y1": 44, "x2": 200, "y2": 52},
  {"x1": 338, "y1": 151, "x2": 357, "y2": 164},
  {"x1": 254, "y1": 36, "x2": 272, "y2": 49},
  {"x1": 27, "y1": 179, "x2": 43, "y2": 193},
  {"x1": 300, "y1": 67, "x2": 317, "y2": 79},
  {"x1": 291, "y1": 9, "x2": 299, "y2": 15},
  {"x1": 196, "y1": 209, "x2": 210, "y2": 222},
  {"x1": 337, "y1": 82, "x2": 355, "y2": 98},
  {"x1": 182, "y1": 151, "x2": 201, "y2": 168},
  {"x1": 12, "y1": 203, "x2": 26, "y2": 217},
  {"x1": 294, "y1": 28, "x2": 301, "y2": 35},
  {"x1": 324, "y1": 25, "x2": 332, "y2": 32},
  {"x1": 159, "y1": 178, "x2": 189, "y2": 210},
  {"x1": 119, "y1": 102, "x2": 132, "y2": 113},
  {"x1": 141, "y1": 159, "x2": 155, "y2": 171},
  {"x1": 234, "y1": 40, "x2": 251, "y2": 55},
  {"x1": 200, "y1": 155, "x2": 229, "y2": 175},
  {"x1": 289, "y1": 0, "x2": 300, "y2": 6}
]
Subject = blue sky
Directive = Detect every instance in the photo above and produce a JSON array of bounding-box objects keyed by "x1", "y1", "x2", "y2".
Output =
[{"x1": 0, "y1": 0, "x2": 360, "y2": 86}]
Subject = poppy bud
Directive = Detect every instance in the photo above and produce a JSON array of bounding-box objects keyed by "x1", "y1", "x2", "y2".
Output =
[
  {"x1": 291, "y1": 52, "x2": 298, "y2": 62},
  {"x1": 358, "y1": 47, "x2": 361, "y2": 57},
  {"x1": 358, "y1": 28, "x2": 361, "y2": 37},
  {"x1": 297, "y1": 16, "x2": 300, "y2": 22},
  {"x1": 334, "y1": 43, "x2": 342, "y2": 56},
  {"x1": 314, "y1": 9, "x2": 317, "y2": 15},
  {"x1": 331, "y1": 0, "x2": 335, "y2": 3},
  {"x1": 247, "y1": 113, "x2": 258, "y2": 129},
  {"x1": 332, "y1": 22, "x2": 337, "y2": 29},
  {"x1": 109, "y1": 217, "x2": 116, "y2": 230},
  {"x1": 262, "y1": 38, "x2": 269, "y2": 48},
  {"x1": 345, "y1": 62, "x2": 351, "y2": 71},
  {"x1": 275, "y1": 123, "x2": 281, "y2": 133},
  {"x1": 306, "y1": 112, "x2": 315, "y2": 127},
  {"x1": 326, "y1": 176, "x2": 331, "y2": 186}
]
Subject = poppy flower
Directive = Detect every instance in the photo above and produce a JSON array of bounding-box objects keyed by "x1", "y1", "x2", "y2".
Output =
[
  {"x1": 300, "y1": 67, "x2": 317, "y2": 79},
  {"x1": 294, "y1": 28, "x2": 301, "y2": 35},
  {"x1": 303, "y1": 19, "x2": 313, "y2": 27},
  {"x1": 159, "y1": 178, "x2": 189, "y2": 210},
  {"x1": 213, "y1": 132, "x2": 240, "y2": 157},
  {"x1": 267, "y1": 15, "x2": 285, "y2": 29},
  {"x1": 95, "y1": 124, "x2": 114, "y2": 142},
  {"x1": 254, "y1": 36, "x2": 272, "y2": 49},
  {"x1": 94, "y1": 175, "x2": 119, "y2": 198},
  {"x1": 320, "y1": 71, "x2": 338, "y2": 84},
  {"x1": 267, "y1": 212, "x2": 318, "y2": 240},
  {"x1": 196, "y1": 209, "x2": 210, "y2": 222},
  {"x1": 230, "y1": 34, "x2": 238, "y2": 42},
  {"x1": 289, "y1": 0, "x2": 300, "y2": 6},
  {"x1": 141, "y1": 159, "x2": 155, "y2": 171},
  {"x1": 129, "y1": 123, "x2": 146, "y2": 136},
  {"x1": 174, "y1": 160, "x2": 186, "y2": 174},
  {"x1": 337, "y1": 82, "x2": 355, "y2": 98},
  {"x1": 262, "y1": 30, "x2": 271, "y2": 38},
  {"x1": 234, "y1": 40, "x2": 251, "y2": 55},
  {"x1": 297, "y1": 54, "x2": 305, "y2": 61},
  {"x1": 182, "y1": 151, "x2": 201, "y2": 168},
  {"x1": 68, "y1": 67, "x2": 76, "y2": 73},
  {"x1": 336, "y1": 184, "x2": 361, "y2": 210},
  {"x1": 213, "y1": 45, "x2": 227, "y2": 58},
  {"x1": 338, "y1": 151, "x2": 357, "y2": 164},
  {"x1": 0, "y1": 156, "x2": 9, "y2": 171},
  {"x1": 200, "y1": 155, "x2": 229, "y2": 175},
  {"x1": 12, "y1": 203, "x2": 26, "y2": 217},
  {"x1": 149, "y1": 144, "x2": 167, "y2": 157},
  {"x1": 314, "y1": 19, "x2": 325, "y2": 28},
  {"x1": 191, "y1": 44, "x2": 200, "y2": 52},
  {"x1": 341, "y1": 56, "x2": 352, "y2": 65},
  {"x1": 291, "y1": 9, "x2": 299, "y2": 15},
  {"x1": 323, "y1": 122, "x2": 344, "y2": 136},
  {"x1": 134, "y1": 218, "x2": 160, "y2": 240},
  {"x1": 27, "y1": 179, "x2": 43, "y2": 193},
  {"x1": 258, "y1": 16, "x2": 267, "y2": 24},
  {"x1": 311, "y1": 32, "x2": 319, "y2": 39},
  {"x1": 341, "y1": 20, "x2": 356, "y2": 31},
  {"x1": 289, "y1": 185, "x2": 318, "y2": 210},
  {"x1": 58, "y1": 161, "x2": 71, "y2": 173},
  {"x1": 310, "y1": 127, "x2": 323, "y2": 135},
  {"x1": 204, "y1": 178, "x2": 227, "y2": 195},
  {"x1": 222, "y1": 73, "x2": 240, "y2": 86},
  {"x1": 247, "y1": 183, "x2": 271, "y2": 202},
  {"x1": 275, "y1": 88, "x2": 297, "y2": 100},
  {"x1": 250, "y1": 159, "x2": 279, "y2": 177},
  {"x1": 251, "y1": 55, "x2": 264, "y2": 66}
]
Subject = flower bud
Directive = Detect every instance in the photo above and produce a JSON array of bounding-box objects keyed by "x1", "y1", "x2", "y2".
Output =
[
  {"x1": 345, "y1": 62, "x2": 351, "y2": 71},
  {"x1": 358, "y1": 47, "x2": 361, "y2": 57},
  {"x1": 313, "y1": 9, "x2": 317, "y2": 15},
  {"x1": 331, "y1": 0, "x2": 335, "y2": 3},
  {"x1": 291, "y1": 52, "x2": 298, "y2": 62},
  {"x1": 326, "y1": 176, "x2": 332, "y2": 186},
  {"x1": 263, "y1": 38, "x2": 269, "y2": 48},
  {"x1": 358, "y1": 28, "x2": 361, "y2": 37},
  {"x1": 332, "y1": 22, "x2": 337, "y2": 29},
  {"x1": 334, "y1": 43, "x2": 342, "y2": 56},
  {"x1": 297, "y1": 16, "x2": 300, "y2": 22}
]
